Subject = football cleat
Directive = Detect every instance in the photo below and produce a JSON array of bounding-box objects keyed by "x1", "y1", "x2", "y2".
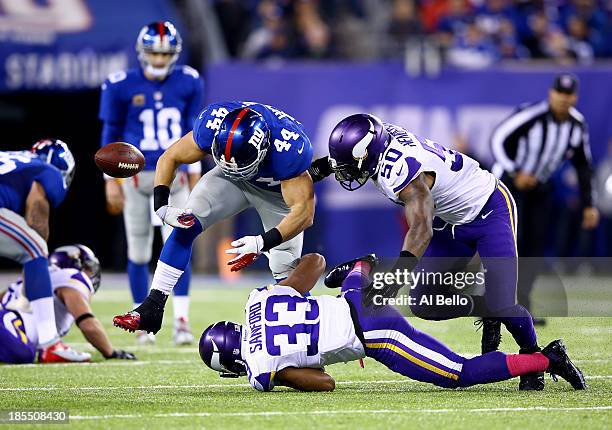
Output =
[
  {"x1": 475, "y1": 318, "x2": 502, "y2": 354},
  {"x1": 518, "y1": 345, "x2": 545, "y2": 391},
  {"x1": 324, "y1": 254, "x2": 379, "y2": 289},
  {"x1": 113, "y1": 290, "x2": 167, "y2": 334},
  {"x1": 136, "y1": 331, "x2": 156, "y2": 345},
  {"x1": 542, "y1": 339, "x2": 587, "y2": 390},
  {"x1": 173, "y1": 317, "x2": 194, "y2": 346},
  {"x1": 38, "y1": 341, "x2": 91, "y2": 363}
]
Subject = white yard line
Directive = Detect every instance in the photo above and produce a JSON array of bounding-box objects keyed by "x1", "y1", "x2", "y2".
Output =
[
  {"x1": 70, "y1": 406, "x2": 612, "y2": 420},
  {"x1": 2, "y1": 377, "x2": 611, "y2": 392}
]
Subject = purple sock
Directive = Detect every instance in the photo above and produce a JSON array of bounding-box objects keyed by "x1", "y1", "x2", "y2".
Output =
[
  {"x1": 499, "y1": 305, "x2": 538, "y2": 350},
  {"x1": 457, "y1": 351, "x2": 512, "y2": 387},
  {"x1": 341, "y1": 263, "x2": 369, "y2": 292}
]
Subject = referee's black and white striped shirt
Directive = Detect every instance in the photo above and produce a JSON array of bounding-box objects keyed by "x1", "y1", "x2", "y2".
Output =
[{"x1": 491, "y1": 100, "x2": 593, "y2": 206}]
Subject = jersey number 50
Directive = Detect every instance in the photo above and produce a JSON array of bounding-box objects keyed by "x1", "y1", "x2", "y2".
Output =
[{"x1": 139, "y1": 108, "x2": 182, "y2": 151}]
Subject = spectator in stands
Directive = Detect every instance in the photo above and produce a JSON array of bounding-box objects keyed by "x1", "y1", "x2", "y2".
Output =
[
  {"x1": 294, "y1": 0, "x2": 332, "y2": 58},
  {"x1": 447, "y1": 18, "x2": 500, "y2": 68},
  {"x1": 241, "y1": 0, "x2": 296, "y2": 60},
  {"x1": 386, "y1": 0, "x2": 424, "y2": 58},
  {"x1": 436, "y1": 0, "x2": 473, "y2": 50},
  {"x1": 566, "y1": 15, "x2": 595, "y2": 63}
]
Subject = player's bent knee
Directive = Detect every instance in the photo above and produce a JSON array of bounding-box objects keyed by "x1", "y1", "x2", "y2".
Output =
[{"x1": 127, "y1": 250, "x2": 152, "y2": 265}]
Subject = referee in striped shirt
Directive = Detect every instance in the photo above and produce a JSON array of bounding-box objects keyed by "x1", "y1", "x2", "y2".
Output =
[{"x1": 491, "y1": 73, "x2": 599, "y2": 322}]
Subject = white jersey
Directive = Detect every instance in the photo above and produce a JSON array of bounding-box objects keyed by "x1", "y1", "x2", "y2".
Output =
[
  {"x1": 1, "y1": 267, "x2": 94, "y2": 345},
  {"x1": 375, "y1": 123, "x2": 496, "y2": 225},
  {"x1": 242, "y1": 285, "x2": 365, "y2": 391}
]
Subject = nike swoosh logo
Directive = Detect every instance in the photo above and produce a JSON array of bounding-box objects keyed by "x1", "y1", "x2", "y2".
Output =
[
  {"x1": 481, "y1": 210, "x2": 493, "y2": 219},
  {"x1": 397, "y1": 163, "x2": 405, "y2": 176},
  {"x1": 297, "y1": 142, "x2": 305, "y2": 154}
]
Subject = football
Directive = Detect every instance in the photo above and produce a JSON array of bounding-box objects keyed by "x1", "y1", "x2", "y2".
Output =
[{"x1": 94, "y1": 142, "x2": 145, "y2": 178}]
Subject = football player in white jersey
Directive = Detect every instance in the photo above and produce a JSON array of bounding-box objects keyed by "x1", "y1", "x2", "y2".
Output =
[
  {"x1": 198, "y1": 254, "x2": 586, "y2": 392},
  {"x1": 308, "y1": 113, "x2": 544, "y2": 390},
  {"x1": 0, "y1": 245, "x2": 135, "y2": 363}
]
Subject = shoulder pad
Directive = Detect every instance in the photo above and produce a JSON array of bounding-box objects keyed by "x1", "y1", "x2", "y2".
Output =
[
  {"x1": 106, "y1": 70, "x2": 127, "y2": 85},
  {"x1": 181, "y1": 65, "x2": 200, "y2": 79}
]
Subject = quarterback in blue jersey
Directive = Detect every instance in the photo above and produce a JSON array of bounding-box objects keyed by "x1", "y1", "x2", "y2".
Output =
[
  {"x1": 113, "y1": 101, "x2": 315, "y2": 335},
  {"x1": 0, "y1": 140, "x2": 89, "y2": 363},
  {"x1": 99, "y1": 21, "x2": 204, "y2": 345}
]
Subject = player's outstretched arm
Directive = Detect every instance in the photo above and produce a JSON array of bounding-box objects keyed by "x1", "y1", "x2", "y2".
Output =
[
  {"x1": 397, "y1": 173, "x2": 435, "y2": 258},
  {"x1": 278, "y1": 253, "x2": 325, "y2": 295},
  {"x1": 25, "y1": 181, "x2": 50, "y2": 241},
  {"x1": 155, "y1": 131, "x2": 205, "y2": 187},
  {"x1": 56, "y1": 287, "x2": 135, "y2": 360},
  {"x1": 274, "y1": 367, "x2": 335, "y2": 392},
  {"x1": 278, "y1": 171, "x2": 315, "y2": 241}
]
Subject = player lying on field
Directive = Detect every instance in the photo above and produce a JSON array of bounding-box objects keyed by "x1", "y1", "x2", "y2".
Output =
[
  {"x1": 198, "y1": 254, "x2": 586, "y2": 392},
  {"x1": 0, "y1": 245, "x2": 136, "y2": 364},
  {"x1": 308, "y1": 113, "x2": 545, "y2": 390}
]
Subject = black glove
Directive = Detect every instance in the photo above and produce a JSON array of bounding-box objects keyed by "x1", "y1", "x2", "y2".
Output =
[
  {"x1": 106, "y1": 350, "x2": 137, "y2": 360},
  {"x1": 308, "y1": 156, "x2": 333, "y2": 183}
]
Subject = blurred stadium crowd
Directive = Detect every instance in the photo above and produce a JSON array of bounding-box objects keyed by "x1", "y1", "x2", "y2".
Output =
[{"x1": 211, "y1": 0, "x2": 612, "y2": 65}]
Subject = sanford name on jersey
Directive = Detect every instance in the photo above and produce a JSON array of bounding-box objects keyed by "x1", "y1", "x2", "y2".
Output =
[
  {"x1": 375, "y1": 123, "x2": 496, "y2": 225},
  {"x1": 192, "y1": 101, "x2": 313, "y2": 192},
  {"x1": 241, "y1": 285, "x2": 364, "y2": 391}
]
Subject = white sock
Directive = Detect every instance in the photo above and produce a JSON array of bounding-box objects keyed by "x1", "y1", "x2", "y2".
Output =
[
  {"x1": 151, "y1": 261, "x2": 184, "y2": 295},
  {"x1": 31, "y1": 297, "x2": 59, "y2": 346},
  {"x1": 173, "y1": 296, "x2": 190, "y2": 322}
]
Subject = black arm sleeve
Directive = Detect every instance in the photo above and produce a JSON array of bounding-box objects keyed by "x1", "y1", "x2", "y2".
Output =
[{"x1": 570, "y1": 124, "x2": 594, "y2": 208}]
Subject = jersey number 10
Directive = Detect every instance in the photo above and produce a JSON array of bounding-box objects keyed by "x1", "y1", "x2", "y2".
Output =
[{"x1": 139, "y1": 108, "x2": 182, "y2": 151}]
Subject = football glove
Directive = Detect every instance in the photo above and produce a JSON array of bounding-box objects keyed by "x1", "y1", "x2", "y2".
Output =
[
  {"x1": 106, "y1": 350, "x2": 137, "y2": 360},
  {"x1": 226, "y1": 235, "x2": 264, "y2": 272},
  {"x1": 308, "y1": 156, "x2": 333, "y2": 183},
  {"x1": 155, "y1": 206, "x2": 197, "y2": 229}
]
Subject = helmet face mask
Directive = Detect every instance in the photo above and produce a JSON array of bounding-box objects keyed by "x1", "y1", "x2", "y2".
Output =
[
  {"x1": 330, "y1": 159, "x2": 373, "y2": 191},
  {"x1": 31, "y1": 139, "x2": 76, "y2": 188},
  {"x1": 211, "y1": 108, "x2": 271, "y2": 181},
  {"x1": 136, "y1": 21, "x2": 182, "y2": 79},
  {"x1": 328, "y1": 113, "x2": 389, "y2": 191},
  {"x1": 199, "y1": 321, "x2": 246, "y2": 377}
]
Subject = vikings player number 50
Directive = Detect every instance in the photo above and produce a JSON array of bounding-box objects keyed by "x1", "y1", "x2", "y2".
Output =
[{"x1": 264, "y1": 294, "x2": 320, "y2": 356}]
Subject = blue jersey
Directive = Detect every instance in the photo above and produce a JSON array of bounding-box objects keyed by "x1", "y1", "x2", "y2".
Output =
[
  {"x1": 99, "y1": 66, "x2": 204, "y2": 171},
  {"x1": 193, "y1": 101, "x2": 313, "y2": 192},
  {"x1": 0, "y1": 151, "x2": 67, "y2": 215}
]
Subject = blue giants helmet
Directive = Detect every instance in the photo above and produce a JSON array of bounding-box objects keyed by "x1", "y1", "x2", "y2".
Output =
[
  {"x1": 136, "y1": 21, "x2": 182, "y2": 79},
  {"x1": 49, "y1": 244, "x2": 101, "y2": 292},
  {"x1": 328, "y1": 113, "x2": 389, "y2": 191},
  {"x1": 199, "y1": 321, "x2": 246, "y2": 377},
  {"x1": 211, "y1": 108, "x2": 271, "y2": 180},
  {"x1": 31, "y1": 139, "x2": 76, "y2": 187}
]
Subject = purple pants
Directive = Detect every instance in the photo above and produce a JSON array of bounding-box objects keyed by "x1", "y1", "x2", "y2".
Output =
[
  {"x1": 342, "y1": 272, "x2": 512, "y2": 388},
  {"x1": 0, "y1": 309, "x2": 36, "y2": 364},
  {"x1": 410, "y1": 181, "x2": 537, "y2": 349}
]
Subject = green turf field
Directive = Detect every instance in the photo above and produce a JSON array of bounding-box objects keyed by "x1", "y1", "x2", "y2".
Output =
[{"x1": 1, "y1": 282, "x2": 611, "y2": 429}]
